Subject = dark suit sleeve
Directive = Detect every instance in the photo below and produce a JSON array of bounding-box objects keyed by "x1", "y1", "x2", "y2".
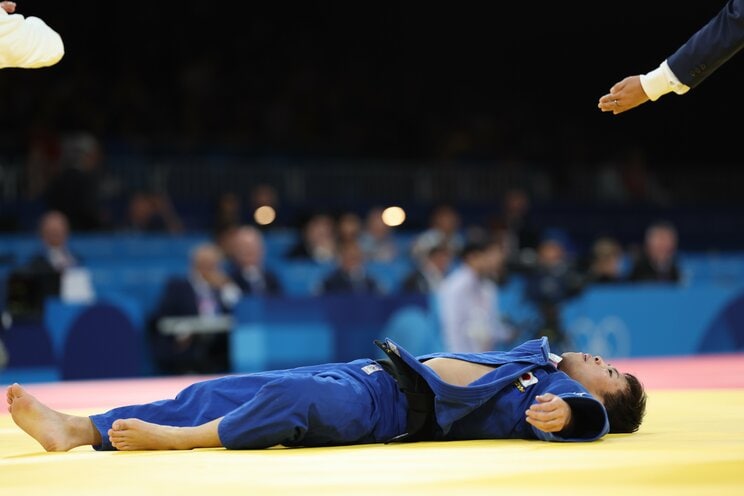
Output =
[
  {"x1": 667, "y1": 0, "x2": 744, "y2": 88},
  {"x1": 228, "y1": 268, "x2": 249, "y2": 293},
  {"x1": 401, "y1": 271, "x2": 420, "y2": 293},
  {"x1": 26, "y1": 254, "x2": 55, "y2": 274},
  {"x1": 266, "y1": 270, "x2": 283, "y2": 294},
  {"x1": 151, "y1": 278, "x2": 198, "y2": 321},
  {"x1": 368, "y1": 275, "x2": 382, "y2": 294}
]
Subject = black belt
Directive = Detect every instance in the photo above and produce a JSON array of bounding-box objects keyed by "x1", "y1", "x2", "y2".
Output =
[{"x1": 374, "y1": 339, "x2": 437, "y2": 443}]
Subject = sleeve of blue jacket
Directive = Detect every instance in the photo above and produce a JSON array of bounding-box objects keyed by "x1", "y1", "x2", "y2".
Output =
[
  {"x1": 667, "y1": 0, "x2": 744, "y2": 89},
  {"x1": 529, "y1": 374, "x2": 609, "y2": 442}
]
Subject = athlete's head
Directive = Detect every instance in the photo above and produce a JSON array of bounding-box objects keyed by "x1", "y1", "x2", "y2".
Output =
[{"x1": 558, "y1": 352, "x2": 647, "y2": 433}]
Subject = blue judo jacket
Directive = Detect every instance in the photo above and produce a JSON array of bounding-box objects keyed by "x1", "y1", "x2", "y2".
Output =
[{"x1": 389, "y1": 336, "x2": 610, "y2": 442}]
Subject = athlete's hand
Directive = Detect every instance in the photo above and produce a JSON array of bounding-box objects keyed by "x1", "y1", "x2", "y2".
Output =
[
  {"x1": 1, "y1": 2, "x2": 17, "y2": 14},
  {"x1": 525, "y1": 393, "x2": 572, "y2": 433},
  {"x1": 597, "y1": 75, "x2": 649, "y2": 115}
]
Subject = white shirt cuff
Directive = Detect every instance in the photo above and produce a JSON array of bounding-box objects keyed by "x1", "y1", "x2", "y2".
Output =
[{"x1": 639, "y1": 60, "x2": 690, "y2": 101}]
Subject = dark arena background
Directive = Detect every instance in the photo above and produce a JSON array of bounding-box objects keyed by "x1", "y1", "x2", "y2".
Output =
[{"x1": 1, "y1": 2, "x2": 743, "y2": 494}]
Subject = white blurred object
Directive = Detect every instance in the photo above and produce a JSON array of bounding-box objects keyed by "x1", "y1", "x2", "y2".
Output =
[
  {"x1": 158, "y1": 315, "x2": 234, "y2": 335},
  {"x1": 60, "y1": 267, "x2": 96, "y2": 303}
]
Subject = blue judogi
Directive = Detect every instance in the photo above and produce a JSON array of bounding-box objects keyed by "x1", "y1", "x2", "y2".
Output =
[
  {"x1": 390, "y1": 336, "x2": 609, "y2": 442},
  {"x1": 89, "y1": 337, "x2": 608, "y2": 450},
  {"x1": 90, "y1": 359, "x2": 408, "y2": 450}
]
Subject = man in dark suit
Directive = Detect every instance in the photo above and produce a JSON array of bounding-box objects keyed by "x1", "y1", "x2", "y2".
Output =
[
  {"x1": 227, "y1": 225, "x2": 282, "y2": 296},
  {"x1": 285, "y1": 212, "x2": 337, "y2": 263},
  {"x1": 598, "y1": 0, "x2": 744, "y2": 114},
  {"x1": 628, "y1": 221, "x2": 682, "y2": 283},
  {"x1": 319, "y1": 240, "x2": 382, "y2": 295},
  {"x1": 5, "y1": 211, "x2": 83, "y2": 320},
  {"x1": 149, "y1": 243, "x2": 241, "y2": 375},
  {"x1": 26, "y1": 210, "x2": 80, "y2": 275}
]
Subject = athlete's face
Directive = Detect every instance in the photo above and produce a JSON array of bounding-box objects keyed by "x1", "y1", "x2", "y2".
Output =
[{"x1": 558, "y1": 352, "x2": 629, "y2": 403}]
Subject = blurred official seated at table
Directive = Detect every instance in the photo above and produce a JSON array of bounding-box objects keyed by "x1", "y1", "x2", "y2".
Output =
[
  {"x1": 148, "y1": 242, "x2": 241, "y2": 375},
  {"x1": 226, "y1": 225, "x2": 283, "y2": 296},
  {"x1": 4, "y1": 210, "x2": 94, "y2": 323}
]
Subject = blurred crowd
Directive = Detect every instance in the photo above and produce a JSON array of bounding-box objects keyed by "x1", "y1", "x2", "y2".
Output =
[{"x1": 1, "y1": 182, "x2": 683, "y2": 375}]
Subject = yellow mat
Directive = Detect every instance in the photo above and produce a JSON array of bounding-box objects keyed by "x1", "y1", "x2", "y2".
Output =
[{"x1": 1, "y1": 389, "x2": 743, "y2": 496}]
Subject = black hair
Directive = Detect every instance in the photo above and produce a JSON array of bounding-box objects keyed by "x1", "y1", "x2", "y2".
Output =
[
  {"x1": 603, "y1": 372, "x2": 647, "y2": 433},
  {"x1": 460, "y1": 235, "x2": 501, "y2": 260}
]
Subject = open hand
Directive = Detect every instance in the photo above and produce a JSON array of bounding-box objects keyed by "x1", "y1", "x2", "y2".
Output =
[
  {"x1": 525, "y1": 393, "x2": 572, "y2": 433},
  {"x1": 597, "y1": 75, "x2": 649, "y2": 115}
]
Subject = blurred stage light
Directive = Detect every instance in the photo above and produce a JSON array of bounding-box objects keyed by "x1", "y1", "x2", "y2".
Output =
[
  {"x1": 381, "y1": 206, "x2": 405, "y2": 227},
  {"x1": 254, "y1": 205, "x2": 276, "y2": 225}
]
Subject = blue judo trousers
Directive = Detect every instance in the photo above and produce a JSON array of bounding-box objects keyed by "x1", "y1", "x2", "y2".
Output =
[{"x1": 89, "y1": 337, "x2": 609, "y2": 450}]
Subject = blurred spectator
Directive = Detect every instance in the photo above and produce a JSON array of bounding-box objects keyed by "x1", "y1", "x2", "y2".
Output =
[
  {"x1": 227, "y1": 225, "x2": 282, "y2": 295},
  {"x1": 411, "y1": 204, "x2": 465, "y2": 263},
  {"x1": 5, "y1": 211, "x2": 93, "y2": 319},
  {"x1": 488, "y1": 187, "x2": 541, "y2": 273},
  {"x1": 26, "y1": 210, "x2": 80, "y2": 274},
  {"x1": 286, "y1": 212, "x2": 337, "y2": 263},
  {"x1": 148, "y1": 243, "x2": 241, "y2": 375},
  {"x1": 27, "y1": 209, "x2": 95, "y2": 303},
  {"x1": 358, "y1": 206, "x2": 399, "y2": 263},
  {"x1": 215, "y1": 223, "x2": 240, "y2": 268},
  {"x1": 400, "y1": 242, "x2": 453, "y2": 294},
  {"x1": 437, "y1": 236, "x2": 513, "y2": 353},
  {"x1": 212, "y1": 192, "x2": 243, "y2": 269},
  {"x1": 319, "y1": 240, "x2": 382, "y2": 295},
  {"x1": 44, "y1": 132, "x2": 109, "y2": 231},
  {"x1": 121, "y1": 190, "x2": 184, "y2": 234},
  {"x1": 336, "y1": 211, "x2": 362, "y2": 245},
  {"x1": 585, "y1": 236, "x2": 626, "y2": 284},
  {"x1": 523, "y1": 235, "x2": 584, "y2": 353},
  {"x1": 628, "y1": 220, "x2": 681, "y2": 283},
  {"x1": 213, "y1": 191, "x2": 244, "y2": 237}
]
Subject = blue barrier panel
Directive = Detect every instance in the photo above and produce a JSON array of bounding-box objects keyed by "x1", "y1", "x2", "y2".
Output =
[
  {"x1": 43, "y1": 295, "x2": 147, "y2": 379},
  {"x1": 561, "y1": 283, "x2": 744, "y2": 358},
  {"x1": 2, "y1": 319, "x2": 55, "y2": 367},
  {"x1": 698, "y1": 290, "x2": 744, "y2": 352},
  {"x1": 231, "y1": 322, "x2": 335, "y2": 373},
  {"x1": 324, "y1": 293, "x2": 430, "y2": 362},
  {"x1": 60, "y1": 303, "x2": 143, "y2": 380},
  {"x1": 231, "y1": 294, "x2": 433, "y2": 372},
  {"x1": 232, "y1": 296, "x2": 335, "y2": 372},
  {"x1": 44, "y1": 299, "x2": 88, "y2": 358}
]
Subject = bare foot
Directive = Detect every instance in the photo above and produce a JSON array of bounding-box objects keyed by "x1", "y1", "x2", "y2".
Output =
[
  {"x1": 7, "y1": 383, "x2": 99, "y2": 451},
  {"x1": 108, "y1": 418, "x2": 187, "y2": 450},
  {"x1": 108, "y1": 417, "x2": 224, "y2": 451}
]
